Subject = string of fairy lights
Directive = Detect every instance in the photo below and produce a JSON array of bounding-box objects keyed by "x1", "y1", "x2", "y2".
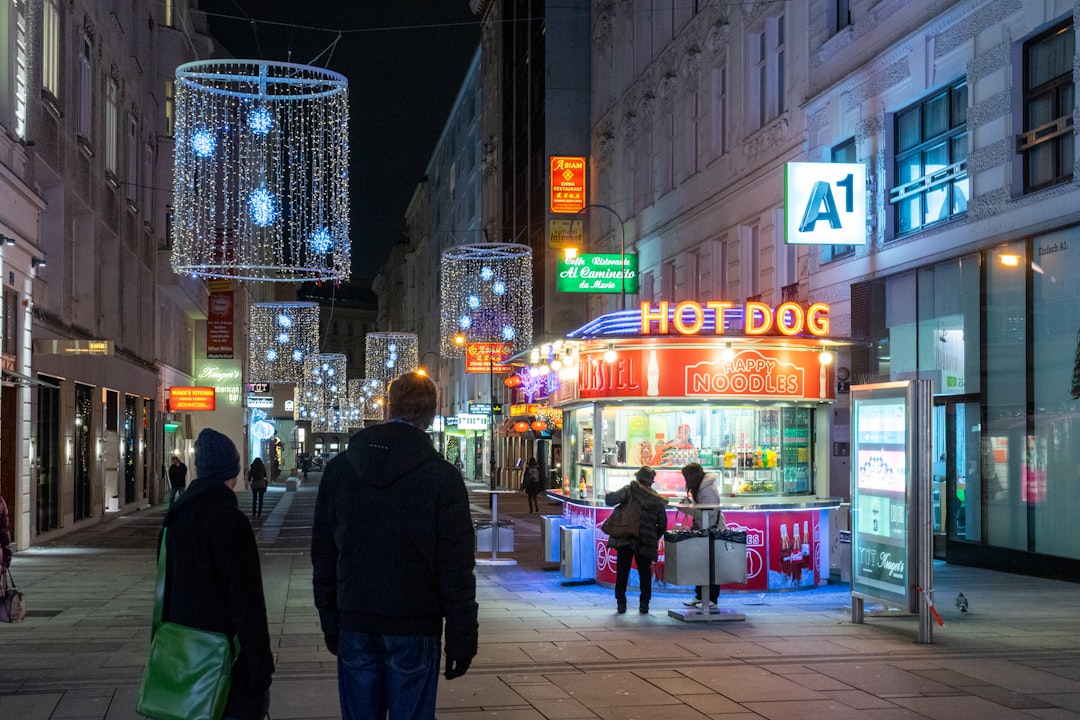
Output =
[
  {"x1": 439, "y1": 243, "x2": 533, "y2": 356},
  {"x1": 172, "y1": 60, "x2": 350, "y2": 282},
  {"x1": 248, "y1": 302, "x2": 320, "y2": 383}
]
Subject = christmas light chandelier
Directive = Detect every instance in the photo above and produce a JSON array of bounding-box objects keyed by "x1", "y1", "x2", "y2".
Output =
[
  {"x1": 172, "y1": 60, "x2": 350, "y2": 282},
  {"x1": 440, "y1": 243, "x2": 533, "y2": 356},
  {"x1": 365, "y1": 332, "x2": 418, "y2": 388},
  {"x1": 348, "y1": 378, "x2": 386, "y2": 424},
  {"x1": 248, "y1": 301, "x2": 320, "y2": 382},
  {"x1": 297, "y1": 353, "x2": 348, "y2": 433}
]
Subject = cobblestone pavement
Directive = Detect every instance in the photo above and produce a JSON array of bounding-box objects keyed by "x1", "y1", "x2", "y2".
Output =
[{"x1": 2, "y1": 477, "x2": 1080, "y2": 719}]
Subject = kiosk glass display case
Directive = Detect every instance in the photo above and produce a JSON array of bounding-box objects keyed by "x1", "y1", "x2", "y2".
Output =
[{"x1": 566, "y1": 403, "x2": 815, "y2": 500}]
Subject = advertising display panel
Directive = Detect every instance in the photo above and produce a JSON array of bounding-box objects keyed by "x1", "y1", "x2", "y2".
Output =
[{"x1": 850, "y1": 381, "x2": 917, "y2": 612}]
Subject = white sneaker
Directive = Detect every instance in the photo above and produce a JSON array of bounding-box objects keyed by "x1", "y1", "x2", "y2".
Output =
[{"x1": 682, "y1": 599, "x2": 699, "y2": 607}]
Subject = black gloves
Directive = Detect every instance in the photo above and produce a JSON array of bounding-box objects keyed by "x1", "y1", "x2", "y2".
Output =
[
  {"x1": 444, "y1": 657, "x2": 471, "y2": 680},
  {"x1": 324, "y1": 632, "x2": 339, "y2": 656}
]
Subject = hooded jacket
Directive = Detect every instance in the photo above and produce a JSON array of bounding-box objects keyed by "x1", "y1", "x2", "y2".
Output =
[
  {"x1": 159, "y1": 479, "x2": 274, "y2": 720},
  {"x1": 688, "y1": 472, "x2": 725, "y2": 530},
  {"x1": 311, "y1": 421, "x2": 479, "y2": 660},
  {"x1": 604, "y1": 480, "x2": 669, "y2": 559}
]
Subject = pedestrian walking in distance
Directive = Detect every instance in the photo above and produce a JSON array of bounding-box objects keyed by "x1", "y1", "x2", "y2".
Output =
[
  {"x1": 522, "y1": 457, "x2": 542, "y2": 513},
  {"x1": 248, "y1": 457, "x2": 268, "y2": 518},
  {"x1": 312, "y1": 371, "x2": 478, "y2": 719},
  {"x1": 167, "y1": 455, "x2": 187, "y2": 506}
]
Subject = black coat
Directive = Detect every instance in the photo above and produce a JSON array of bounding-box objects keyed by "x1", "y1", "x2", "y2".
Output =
[
  {"x1": 604, "y1": 480, "x2": 669, "y2": 559},
  {"x1": 311, "y1": 421, "x2": 479, "y2": 660},
  {"x1": 159, "y1": 479, "x2": 274, "y2": 720},
  {"x1": 168, "y1": 460, "x2": 187, "y2": 489}
]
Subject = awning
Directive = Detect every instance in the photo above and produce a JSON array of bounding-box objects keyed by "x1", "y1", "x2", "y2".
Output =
[{"x1": 1, "y1": 370, "x2": 59, "y2": 388}]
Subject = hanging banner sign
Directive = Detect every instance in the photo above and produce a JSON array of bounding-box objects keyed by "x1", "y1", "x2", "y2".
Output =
[
  {"x1": 550, "y1": 156, "x2": 586, "y2": 214},
  {"x1": 169, "y1": 386, "x2": 216, "y2": 411},
  {"x1": 206, "y1": 289, "x2": 234, "y2": 358},
  {"x1": 465, "y1": 342, "x2": 513, "y2": 374},
  {"x1": 557, "y1": 253, "x2": 639, "y2": 293},
  {"x1": 549, "y1": 218, "x2": 584, "y2": 249}
]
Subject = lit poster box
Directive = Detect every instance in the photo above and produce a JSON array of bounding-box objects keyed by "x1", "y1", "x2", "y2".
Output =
[
  {"x1": 169, "y1": 386, "x2": 216, "y2": 412},
  {"x1": 784, "y1": 161, "x2": 867, "y2": 246}
]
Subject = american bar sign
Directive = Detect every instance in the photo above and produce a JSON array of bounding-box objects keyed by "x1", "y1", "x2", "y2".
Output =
[{"x1": 557, "y1": 253, "x2": 639, "y2": 293}]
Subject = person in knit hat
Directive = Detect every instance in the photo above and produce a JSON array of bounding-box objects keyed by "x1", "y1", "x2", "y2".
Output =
[{"x1": 156, "y1": 428, "x2": 274, "y2": 720}]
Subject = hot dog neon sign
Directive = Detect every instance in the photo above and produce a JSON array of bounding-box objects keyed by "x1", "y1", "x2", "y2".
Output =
[{"x1": 639, "y1": 301, "x2": 831, "y2": 337}]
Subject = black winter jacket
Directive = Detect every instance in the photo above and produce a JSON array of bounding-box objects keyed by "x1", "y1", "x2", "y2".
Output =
[
  {"x1": 159, "y1": 479, "x2": 274, "y2": 720},
  {"x1": 604, "y1": 480, "x2": 669, "y2": 559},
  {"x1": 311, "y1": 421, "x2": 479, "y2": 660}
]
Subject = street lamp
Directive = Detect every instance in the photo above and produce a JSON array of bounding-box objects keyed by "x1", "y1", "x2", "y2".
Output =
[
  {"x1": 418, "y1": 351, "x2": 445, "y2": 454},
  {"x1": 577, "y1": 203, "x2": 627, "y2": 310}
]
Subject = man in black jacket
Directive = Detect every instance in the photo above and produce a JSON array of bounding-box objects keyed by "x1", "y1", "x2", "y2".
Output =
[
  {"x1": 160, "y1": 429, "x2": 274, "y2": 720},
  {"x1": 312, "y1": 371, "x2": 478, "y2": 719}
]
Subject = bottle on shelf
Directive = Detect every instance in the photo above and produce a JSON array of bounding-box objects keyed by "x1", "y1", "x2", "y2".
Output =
[{"x1": 578, "y1": 472, "x2": 587, "y2": 500}]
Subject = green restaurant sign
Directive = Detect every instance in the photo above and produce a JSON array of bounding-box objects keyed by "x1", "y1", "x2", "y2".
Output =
[{"x1": 557, "y1": 253, "x2": 639, "y2": 293}]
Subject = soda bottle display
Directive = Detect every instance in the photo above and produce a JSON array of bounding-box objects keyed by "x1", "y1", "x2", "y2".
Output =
[
  {"x1": 646, "y1": 349, "x2": 659, "y2": 396},
  {"x1": 779, "y1": 524, "x2": 791, "y2": 578},
  {"x1": 801, "y1": 520, "x2": 811, "y2": 582},
  {"x1": 791, "y1": 523, "x2": 803, "y2": 583}
]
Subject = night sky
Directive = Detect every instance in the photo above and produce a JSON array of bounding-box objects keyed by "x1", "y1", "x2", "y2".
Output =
[{"x1": 197, "y1": 1, "x2": 481, "y2": 281}]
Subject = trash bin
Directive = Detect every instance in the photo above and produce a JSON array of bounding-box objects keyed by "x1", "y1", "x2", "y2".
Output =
[
  {"x1": 475, "y1": 520, "x2": 514, "y2": 552},
  {"x1": 663, "y1": 530, "x2": 710, "y2": 586},
  {"x1": 711, "y1": 529, "x2": 748, "y2": 584},
  {"x1": 559, "y1": 525, "x2": 594, "y2": 580},
  {"x1": 837, "y1": 530, "x2": 851, "y2": 583},
  {"x1": 540, "y1": 515, "x2": 564, "y2": 563}
]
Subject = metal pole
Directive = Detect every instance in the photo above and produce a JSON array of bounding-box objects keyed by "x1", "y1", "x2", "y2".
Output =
[
  {"x1": 579, "y1": 204, "x2": 627, "y2": 311},
  {"x1": 489, "y1": 346, "x2": 496, "y2": 492}
]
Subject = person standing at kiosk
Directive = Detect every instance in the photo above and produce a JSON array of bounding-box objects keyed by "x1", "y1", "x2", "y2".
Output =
[
  {"x1": 604, "y1": 466, "x2": 669, "y2": 614},
  {"x1": 681, "y1": 462, "x2": 725, "y2": 608}
]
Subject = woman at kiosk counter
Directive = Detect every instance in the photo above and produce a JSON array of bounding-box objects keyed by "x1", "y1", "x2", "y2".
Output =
[{"x1": 681, "y1": 463, "x2": 725, "y2": 608}]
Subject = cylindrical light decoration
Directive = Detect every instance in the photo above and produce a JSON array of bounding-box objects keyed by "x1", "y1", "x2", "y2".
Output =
[
  {"x1": 365, "y1": 332, "x2": 418, "y2": 388},
  {"x1": 440, "y1": 243, "x2": 533, "y2": 356},
  {"x1": 172, "y1": 60, "x2": 350, "y2": 282},
  {"x1": 248, "y1": 301, "x2": 320, "y2": 382},
  {"x1": 348, "y1": 378, "x2": 386, "y2": 424},
  {"x1": 298, "y1": 354, "x2": 348, "y2": 433}
]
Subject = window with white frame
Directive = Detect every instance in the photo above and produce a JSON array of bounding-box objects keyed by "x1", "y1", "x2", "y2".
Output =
[
  {"x1": 891, "y1": 80, "x2": 968, "y2": 236},
  {"x1": 683, "y1": 89, "x2": 699, "y2": 179},
  {"x1": 165, "y1": 0, "x2": 174, "y2": 27},
  {"x1": 164, "y1": 79, "x2": 175, "y2": 136},
  {"x1": 710, "y1": 64, "x2": 727, "y2": 157},
  {"x1": 661, "y1": 260, "x2": 676, "y2": 299},
  {"x1": 126, "y1": 114, "x2": 138, "y2": 201},
  {"x1": 1021, "y1": 19, "x2": 1074, "y2": 193},
  {"x1": 823, "y1": 137, "x2": 858, "y2": 261},
  {"x1": 78, "y1": 34, "x2": 92, "y2": 141},
  {"x1": 686, "y1": 250, "x2": 701, "y2": 299},
  {"x1": 640, "y1": 270, "x2": 654, "y2": 303},
  {"x1": 658, "y1": 108, "x2": 674, "y2": 196},
  {"x1": 710, "y1": 237, "x2": 729, "y2": 300},
  {"x1": 143, "y1": 142, "x2": 154, "y2": 223},
  {"x1": 105, "y1": 78, "x2": 119, "y2": 177},
  {"x1": 42, "y1": 0, "x2": 60, "y2": 98},
  {"x1": 741, "y1": 225, "x2": 760, "y2": 300},
  {"x1": 830, "y1": 0, "x2": 851, "y2": 35},
  {"x1": 749, "y1": 14, "x2": 786, "y2": 129}
]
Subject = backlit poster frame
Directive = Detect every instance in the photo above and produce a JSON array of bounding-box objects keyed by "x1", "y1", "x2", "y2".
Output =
[{"x1": 850, "y1": 380, "x2": 917, "y2": 613}]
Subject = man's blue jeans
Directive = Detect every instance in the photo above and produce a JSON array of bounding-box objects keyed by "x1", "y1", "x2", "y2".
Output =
[{"x1": 337, "y1": 630, "x2": 441, "y2": 719}]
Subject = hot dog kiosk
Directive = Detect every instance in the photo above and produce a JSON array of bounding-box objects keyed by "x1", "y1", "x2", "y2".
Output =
[{"x1": 541, "y1": 299, "x2": 844, "y2": 591}]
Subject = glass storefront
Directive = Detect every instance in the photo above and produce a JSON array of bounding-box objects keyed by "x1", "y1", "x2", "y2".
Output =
[{"x1": 855, "y1": 228, "x2": 1080, "y2": 568}]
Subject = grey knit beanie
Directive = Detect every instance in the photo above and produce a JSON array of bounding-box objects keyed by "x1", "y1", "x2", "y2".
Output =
[{"x1": 194, "y1": 428, "x2": 240, "y2": 483}]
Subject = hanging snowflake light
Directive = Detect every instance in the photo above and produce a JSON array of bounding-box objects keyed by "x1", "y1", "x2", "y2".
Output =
[
  {"x1": 348, "y1": 378, "x2": 386, "y2": 425},
  {"x1": 365, "y1": 332, "x2": 418, "y2": 389},
  {"x1": 298, "y1": 354, "x2": 349, "y2": 433},
  {"x1": 172, "y1": 59, "x2": 350, "y2": 281},
  {"x1": 440, "y1": 243, "x2": 533, "y2": 356},
  {"x1": 248, "y1": 301, "x2": 320, "y2": 383}
]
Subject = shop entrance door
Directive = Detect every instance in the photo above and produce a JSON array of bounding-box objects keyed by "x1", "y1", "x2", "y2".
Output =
[{"x1": 931, "y1": 397, "x2": 981, "y2": 559}]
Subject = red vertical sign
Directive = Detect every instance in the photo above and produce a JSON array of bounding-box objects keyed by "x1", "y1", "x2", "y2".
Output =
[{"x1": 206, "y1": 287, "x2": 234, "y2": 359}]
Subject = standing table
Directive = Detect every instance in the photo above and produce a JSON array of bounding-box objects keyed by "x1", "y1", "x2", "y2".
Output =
[{"x1": 476, "y1": 490, "x2": 518, "y2": 567}]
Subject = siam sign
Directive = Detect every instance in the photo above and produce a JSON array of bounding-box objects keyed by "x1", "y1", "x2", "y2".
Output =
[{"x1": 639, "y1": 301, "x2": 830, "y2": 337}]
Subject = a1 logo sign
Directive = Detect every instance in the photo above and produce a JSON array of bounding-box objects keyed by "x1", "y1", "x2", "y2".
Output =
[{"x1": 784, "y1": 162, "x2": 868, "y2": 246}]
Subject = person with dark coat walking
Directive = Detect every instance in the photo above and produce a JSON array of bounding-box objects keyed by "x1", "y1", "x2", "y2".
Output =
[
  {"x1": 167, "y1": 455, "x2": 187, "y2": 506},
  {"x1": 248, "y1": 457, "x2": 269, "y2": 517},
  {"x1": 159, "y1": 429, "x2": 275, "y2": 720},
  {"x1": 312, "y1": 371, "x2": 478, "y2": 719},
  {"x1": 604, "y1": 466, "x2": 669, "y2": 614},
  {"x1": 522, "y1": 457, "x2": 542, "y2": 513}
]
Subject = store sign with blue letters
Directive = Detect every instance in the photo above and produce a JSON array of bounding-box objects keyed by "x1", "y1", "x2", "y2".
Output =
[{"x1": 784, "y1": 162, "x2": 867, "y2": 246}]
